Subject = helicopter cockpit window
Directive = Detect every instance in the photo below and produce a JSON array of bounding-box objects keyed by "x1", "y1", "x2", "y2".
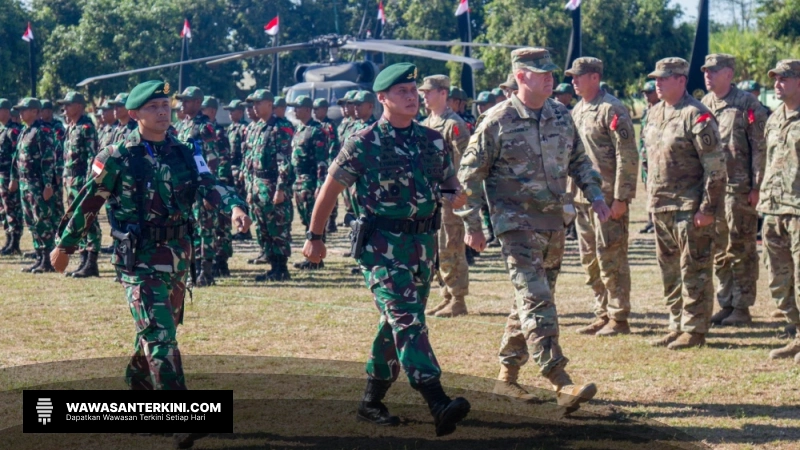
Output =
[
  {"x1": 314, "y1": 88, "x2": 329, "y2": 101},
  {"x1": 288, "y1": 89, "x2": 311, "y2": 102},
  {"x1": 331, "y1": 87, "x2": 352, "y2": 103}
]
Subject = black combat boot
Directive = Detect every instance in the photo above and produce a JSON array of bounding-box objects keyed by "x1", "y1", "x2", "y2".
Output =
[
  {"x1": 195, "y1": 260, "x2": 215, "y2": 287},
  {"x1": 215, "y1": 255, "x2": 230, "y2": 277},
  {"x1": 266, "y1": 255, "x2": 291, "y2": 281},
  {"x1": 1, "y1": 232, "x2": 21, "y2": 256},
  {"x1": 357, "y1": 378, "x2": 400, "y2": 426},
  {"x1": 327, "y1": 216, "x2": 338, "y2": 234},
  {"x1": 247, "y1": 251, "x2": 268, "y2": 264},
  {"x1": 295, "y1": 259, "x2": 323, "y2": 270},
  {"x1": 416, "y1": 378, "x2": 470, "y2": 437},
  {"x1": 0, "y1": 232, "x2": 11, "y2": 254},
  {"x1": 465, "y1": 247, "x2": 475, "y2": 266},
  {"x1": 173, "y1": 433, "x2": 209, "y2": 449},
  {"x1": 66, "y1": 251, "x2": 88, "y2": 277},
  {"x1": 32, "y1": 248, "x2": 56, "y2": 273},
  {"x1": 22, "y1": 250, "x2": 43, "y2": 272},
  {"x1": 100, "y1": 244, "x2": 114, "y2": 254},
  {"x1": 72, "y1": 251, "x2": 100, "y2": 278}
]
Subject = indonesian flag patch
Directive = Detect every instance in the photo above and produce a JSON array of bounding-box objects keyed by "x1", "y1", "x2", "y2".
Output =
[{"x1": 92, "y1": 159, "x2": 105, "y2": 175}]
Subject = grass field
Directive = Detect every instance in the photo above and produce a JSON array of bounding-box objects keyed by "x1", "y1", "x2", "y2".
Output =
[{"x1": 1, "y1": 180, "x2": 799, "y2": 449}]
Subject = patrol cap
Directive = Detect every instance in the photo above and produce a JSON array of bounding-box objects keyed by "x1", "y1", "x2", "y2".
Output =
[
  {"x1": 57, "y1": 91, "x2": 86, "y2": 105},
  {"x1": 273, "y1": 96, "x2": 287, "y2": 108},
  {"x1": 701, "y1": 53, "x2": 736, "y2": 72},
  {"x1": 418, "y1": 74, "x2": 450, "y2": 91},
  {"x1": 125, "y1": 80, "x2": 170, "y2": 110},
  {"x1": 499, "y1": 73, "x2": 518, "y2": 91},
  {"x1": 175, "y1": 86, "x2": 204, "y2": 100},
  {"x1": 738, "y1": 80, "x2": 761, "y2": 92},
  {"x1": 768, "y1": 59, "x2": 800, "y2": 79},
  {"x1": 14, "y1": 98, "x2": 41, "y2": 110},
  {"x1": 201, "y1": 96, "x2": 219, "y2": 109},
  {"x1": 313, "y1": 98, "x2": 329, "y2": 108},
  {"x1": 449, "y1": 87, "x2": 466, "y2": 101},
  {"x1": 352, "y1": 91, "x2": 376, "y2": 104},
  {"x1": 0, "y1": 99, "x2": 11, "y2": 110},
  {"x1": 474, "y1": 91, "x2": 496, "y2": 105},
  {"x1": 565, "y1": 57, "x2": 603, "y2": 77},
  {"x1": 641, "y1": 80, "x2": 656, "y2": 93},
  {"x1": 98, "y1": 100, "x2": 112, "y2": 111},
  {"x1": 247, "y1": 89, "x2": 275, "y2": 103},
  {"x1": 222, "y1": 99, "x2": 245, "y2": 111},
  {"x1": 373, "y1": 63, "x2": 418, "y2": 92},
  {"x1": 40, "y1": 99, "x2": 54, "y2": 110},
  {"x1": 491, "y1": 87, "x2": 504, "y2": 97},
  {"x1": 288, "y1": 95, "x2": 312, "y2": 108},
  {"x1": 511, "y1": 47, "x2": 559, "y2": 73},
  {"x1": 107, "y1": 92, "x2": 129, "y2": 107},
  {"x1": 553, "y1": 83, "x2": 574, "y2": 94},
  {"x1": 648, "y1": 57, "x2": 690, "y2": 78}
]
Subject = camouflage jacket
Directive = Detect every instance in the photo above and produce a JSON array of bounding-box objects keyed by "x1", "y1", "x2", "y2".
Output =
[
  {"x1": 338, "y1": 117, "x2": 358, "y2": 143},
  {"x1": 98, "y1": 122, "x2": 118, "y2": 148},
  {"x1": 227, "y1": 120, "x2": 247, "y2": 168},
  {"x1": 319, "y1": 117, "x2": 340, "y2": 163},
  {"x1": 212, "y1": 121, "x2": 233, "y2": 184},
  {"x1": 642, "y1": 92, "x2": 725, "y2": 215},
  {"x1": 757, "y1": 103, "x2": 800, "y2": 216},
  {"x1": 62, "y1": 114, "x2": 98, "y2": 179},
  {"x1": 569, "y1": 92, "x2": 638, "y2": 203},
  {"x1": 701, "y1": 85, "x2": 767, "y2": 194},
  {"x1": 423, "y1": 107, "x2": 470, "y2": 170},
  {"x1": 291, "y1": 118, "x2": 328, "y2": 190},
  {"x1": 459, "y1": 111, "x2": 477, "y2": 134},
  {"x1": 57, "y1": 130, "x2": 245, "y2": 272},
  {"x1": 242, "y1": 120, "x2": 260, "y2": 173},
  {"x1": 457, "y1": 95, "x2": 603, "y2": 235},
  {"x1": 10, "y1": 119, "x2": 57, "y2": 187},
  {"x1": 0, "y1": 120, "x2": 22, "y2": 178},
  {"x1": 176, "y1": 113, "x2": 219, "y2": 175},
  {"x1": 109, "y1": 120, "x2": 138, "y2": 149},
  {"x1": 330, "y1": 118, "x2": 455, "y2": 220},
  {"x1": 43, "y1": 120, "x2": 66, "y2": 179},
  {"x1": 249, "y1": 116, "x2": 294, "y2": 193}
]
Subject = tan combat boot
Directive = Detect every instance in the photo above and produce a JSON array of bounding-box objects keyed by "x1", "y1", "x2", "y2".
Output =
[
  {"x1": 545, "y1": 362, "x2": 597, "y2": 415},
  {"x1": 492, "y1": 365, "x2": 540, "y2": 403},
  {"x1": 649, "y1": 331, "x2": 681, "y2": 347},
  {"x1": 667, "y1": 332, "x2": 706, "y2": 350},
  {"x1": 771, "y1": 310, "x2": 785, "y2": 319},
  {"x1": 426, "y1": 293, "x2": 452, "y2": 315},
  {"x1": 576, "y1": 316, "x2": 609, "y2": 335},
  {"x1": 710, "y1": 306, "x2": 734, "y2": 325},
  {"x1": 768, "y1": 337, "x2": 800, "y2": 360},
  {"x1": 596, "y1": 319, "x2": 631, "y2": 337},
  {"x1": 721, "y1": 308, "x2": 752, "y2": 327},
  {"x1": 434, "y1": 296, "x2": 468, "y2": 318}
]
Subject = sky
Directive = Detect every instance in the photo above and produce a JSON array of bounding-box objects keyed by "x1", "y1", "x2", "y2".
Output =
[{"x1": 672, "y1": 0, "x2": 735, "y2": 24}]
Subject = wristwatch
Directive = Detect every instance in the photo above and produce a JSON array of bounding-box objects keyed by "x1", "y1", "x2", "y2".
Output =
[{"x1": 306, "y1": 231, "x2": 324, "y2": 241}]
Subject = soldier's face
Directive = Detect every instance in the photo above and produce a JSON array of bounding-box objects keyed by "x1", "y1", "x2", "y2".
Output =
[
  {"x1": 379, "y1": 82, "x2": 419, "y2": 119},
  {"x1": 345, "y1": 103, "x2": 356, "y2": 116},
  {"x1": 102, "y1": 110, "x2": 115, "y2": 124},
  {"x1": 230, "y1": 109, "x2": 244, "y2": 122},
  {"x1": 655, "y1": 75, "x2": 685, "y2": 103},
  {"x1": 354, "y1": 102, "x2": 373, "y2": 120},
  {"x1": 295, "y1": 106, "x2": 312, "y2": 122},
  {"x1": 313, "y1": 107, "x2": 327, "y2": 120},
  {"x1": 39, "y1": 109, "x2": 53, "y2": 122},
  {"x1": 246, "y1": 107, "x2": 257, "y2": 120},
  {"x1": 571, "y1": 73, "x2": 598, "y2": 97},
  {"x1": 180, "y1": 98, "x2": 201, "y2": 116},
  {"x1": 201, "y1": 107, "x2": 217, "y2": 120},
  {"x1": 131, "y1": 98, "x2": 172, "y2": 134},
  {"x1": 421, "y1": 88, "x2": 447, "y2": 112},
  {"x1": 0, "y1": 109, "x2": 10, "y2": 124},
  {"x1": 477, "y1": 104, "x2": 491, "y2": 115},
  {"x1": 644, "y1": 91, "x2": 659, "y2": 105},
  {"x1": 254, "y1": 100, "x2": 273, "y2": 119},
  {"x1": 21, "y1": 108, "x2": 39, "y2": 125},
  {"x1": 703, "y1": 67, "x2": 733, "y2": 92},
  {"x1": 774, "y1": 75, "x2": 800, "y2": 102},
  {"x1": 114, "y1": 106, "x2": 129, "y2": 121},
  {"x1": 555, "y1": 93, "x2": 573, "y2": 106},
  {"x1": 517, "y1": 70, "x2": 553, "y2": 98}
]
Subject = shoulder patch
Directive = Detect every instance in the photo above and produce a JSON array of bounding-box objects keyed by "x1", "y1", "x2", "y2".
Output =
[
  {"x1": 748, "y1": 109, "x2": 755, "y2": 124},
  {"x1": 610, "y1": 114, "x2": 619, "y2": 131},
  {"x1": 696, "y1": 112, "x2": 713, "y2": 124}
]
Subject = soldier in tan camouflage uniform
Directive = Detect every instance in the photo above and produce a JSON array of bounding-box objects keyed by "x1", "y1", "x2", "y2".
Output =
[
  {"x1": 758, "y1": 60, "x2": 800, "y2": 363},
  {"x1": 459, "y1": 48, "x2": 610, "y2": 413},
  {"x1": 419, "y1": 75, "x2": 471, "y2": 318},
  {"x1": 642, "y1": 58, "x2": 725, "y2": 350},
  {"x1": 700, "y1": 54, "x2": 768, "y2": 327},
  {"x1": 566, "y1": 58, "x2": 639, "y2": 337}
]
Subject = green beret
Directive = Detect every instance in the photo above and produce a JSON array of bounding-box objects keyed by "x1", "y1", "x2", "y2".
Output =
[
  {"x1": 553, "y1": 83, "x2": 574, "y2": 94},
  {"x1": 247, "y1": 89, "x2": 275, "y2": 103},
  {"x1": 352, "y1": 91, "x2": 376, "y2": 104},
  {"x1": 14, "y1": 97, "x2": 41, "y2": 110},
  {"x1": 40, "y1": 99, "x2": 54, "y2": 110},
  {"x1": 125, "y1": 80, "x2": 171, "y2": 110},
  {"x1": 201, "y1": 96, "x2": 219, "y2": 109},
  {"x1": 175, "y1": 86, "x2": 203, "y2": 100},
  {"x1": 373, "y1": 63, "x2": 418, "y2": 92},
  {"x1": 107, "y1": 92, "x2": 129, "y2": 107},
  {"x1": 313, "y1": 98, "x2": 329, "y2": 108},
  {"x1": 641, "y1": 80, "x2": 656, "y2": 93},
  {"x1": 288, "y1": 95, "x2": 312, "y2": 108},
  {"x1": 223, "y1": 99, "x2": 245, "y2": 111},
  {"x1": 449, "y1": 87, "x2": 466, "y2": 101},
  {"x1": 490, "y1": 88, "x2": 504, "y2": 97},
  {"x1": 273, "y1": 96, "x2": 287, "y2": 108},
  {"x1": 474, "y1": 91, "x2": 496, "y2": 105},
  {"x1": 738, "y1": 80, "x2": 761, "y2": 92},
  {"x1": 0, "y1": 99, "x2": 11, "y2": 110},
  {"x1": 57, "y1": 91, "x2": 86, "y2": 105},
  {"x1": 10, "y1": 108, "x2": 20, "y2": 118}
]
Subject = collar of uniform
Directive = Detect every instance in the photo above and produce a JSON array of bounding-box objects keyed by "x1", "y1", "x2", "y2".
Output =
[
  {"x1": 510, "y1": 94, "x2": 553, "y2": 121},
  {"x1": 783, "y1": 103, "x2": 800, "y2": 121},
  {"x1": 711, "y1": 84, "x2": 739, "y2": 107},
  {"x1": 584, "y1": 91, "x2": 607, "y2": 111}
]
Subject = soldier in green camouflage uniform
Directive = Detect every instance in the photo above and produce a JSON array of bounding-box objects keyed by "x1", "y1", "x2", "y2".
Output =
[
  {"x1": 459, "y1": 48, "x2": 609, "y2": 412},
  {"x1": 97, "y1": 101, "x2": 118, "y2": 148},
  {"x1": 0, "y1": 99, "x2": 23, "y2": 256},
  {"x1": 313, "y1": 98, "x2": 340, "y2": 233},
  {"x1": 642, "y1": 58, "x2": 725, "y2": 350},
  {"x1": 566, "y1": 58, "x2": 639, "y2": 337},
  {"x1": 40, "y1": 100, "x2": 66, "y2": 221},
  {"x1": 303, "y1": 63, "x2": 471, "y2": 435},
  {"x1": 224, "y1": 99, "x2": 249, "y2": 240},
  {"x1": 272, "y1": 96, "x2": 296, "y2": 245},
  {"x1": 57, "y1": 92, "x2": 102, "y2": 278},
  {"x1": 175, "y1": 87, "x2": 220, "y2": 287},
  {"x1": 701, "y1": 54, "x2": 768, "y2": 327},
  {"x1": 107, "y1": 93, "x2": 137, "y2": 146},
  {"x1": 337, "y1": 90, "x2": 360, "y2": 144},
  {"x1": 9, "y1": 98, "x2": 58, "y2": 272},
  {"x1": 639, "y1": 80, "x2": 660, "y2": 233},
  {"x1": 474, "y1": 91, "x2": 497, "y2": 115},
  {"x1": 553, "y1": 83, "x2": 575, "y2": 110},
  {"x1": 758, "y1": 60, "x2": 800, "y2": 363}
]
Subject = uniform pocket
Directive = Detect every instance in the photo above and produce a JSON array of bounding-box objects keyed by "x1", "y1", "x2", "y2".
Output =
[{"x1": 125, "y1": 283, "x2": 153, "y2": 334}]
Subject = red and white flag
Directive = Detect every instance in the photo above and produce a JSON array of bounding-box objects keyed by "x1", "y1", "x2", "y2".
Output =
[
  {"x1": 265, "y1": 16, "x2": 279, "y2": 36},
  {"x1": 377, "y1": 1, "x2": 386, "y2": 25},
  {"x1": 565, "y1": 0, "x2": 581, "y2": 10},
  {"x1": 455, "y1": 0, "x2": 469, "y2": 16},
  {"x1": 21, "y1": 22, "x2": 34, "y2": 42},
  {"x1": 180, "y1": 19, "x2": 191, "y2": 39}
]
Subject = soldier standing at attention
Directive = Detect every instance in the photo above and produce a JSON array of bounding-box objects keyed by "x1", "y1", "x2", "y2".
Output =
[
  {"x1": 642, "y1": 58, "x2": 725, "y2": 350},
  {"x1": 40, "y1": 100, "x2": 66, "y2": 221},
  {"x1": 639, "y1": 80, "x2": 660, "y2": 234},
  {"x1": 553, "y1": 83, "x2": 575, "y2": 109},
  {"x1": 0, "y1": 99, "x2": 23, "y2": 256},
  {"x1": 303, "y1": 63, "x2": 471, "y2": 435},
  {"x1": 758, "y1": 60, "x2": 800, "y2": 363},
  {"x1": 419, "y1": 74, "x2": 471, "y2": 318},
  {"x1": 224, "y1": 100, "x2": 250, "y2": 241},
  {"x1": 459, "y1": 48, "x2": 609, "y2": 412},
  {"x1": 57, "y1": 91, "x2": 101, "y2": 278},
  {"x1": 97, "y1": 101, "x2": 118, "y2": 148},
  {"x1": 567, "y1": 57, "x2": 639, "y2": 337},
  {"x1": 108, "y1": 93, "x2": 137, "y2": 145},
  {"x1": 351, "y1": 91, "x2": 377, "y2": 132},
  {"x1": 474, "y1": 91, "x2": 498, "y2": 115},
  {"x1": 701, "y1": 54, "x2": 768, "y2": 327},
  {"x1": 313, "y1": 98, "x2": 341, "y2": 233}
]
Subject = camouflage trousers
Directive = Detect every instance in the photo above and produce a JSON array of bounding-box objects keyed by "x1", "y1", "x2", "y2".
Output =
[
  {"x1": 215, "y1": 211, "x2": 233, "y2": 258},
  {"x1": 192, "y1": 199, "x2": 218, "y2": 262},
  {"x1": 20, "y1": 181, "x2": 56, "y2": 250},
  {"x1": 120, "y1": 268, "x2": 187, "y2": 390},
  {"x1": 575, "y1": 203, "x2": 631, "y2": 321},
  {"x1": 251, "y1": 192, "x2": 292, "y2": 258},
  {"x1": 654, "y1": 210, "x2": 714, "y2": 334},
  {"x1": 497, "y1": 229, "x2": 567, "y2": 376},
  {"x1": 294, "y1": 184, "x2": 315, "y2": 229},
  {"x1": 762, "y1": 214, "x2": 800, "y2": 325},
  {"x1": 360, "y1": 229, "x2": 442, "y2": 388},
  {"x1": 65, "y1": 176, "x2": 102, "y2": 252},
  {"x1": 714, "y1": 192, "x2": 759, "y2": 309},
  {"x1": 0, "y1": 176, "x2": 23, "y2": 234},
  {"x1": 54, "y1": 177, "x2": 65, "y2": 221},
  {"x1": 437, "y1": 203, "x2": 469, "y2": 298}
]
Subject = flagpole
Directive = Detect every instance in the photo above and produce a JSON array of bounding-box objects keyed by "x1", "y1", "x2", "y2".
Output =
[
  {"x1": 466, "y1": 7, "x2": 474, "y2": 100},
  {"x1": 29, "y1": 37, "x2": 36, "y2": 97}
]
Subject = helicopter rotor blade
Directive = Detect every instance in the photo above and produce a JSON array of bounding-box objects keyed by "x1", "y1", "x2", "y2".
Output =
[
  {"x1": 205, "y1": 43, "x2": 316, "y2": 66},
  {"x1": 342, "y1": 41, "x2": 485, "y2": 70},
  {"x1": 372, "y1": 39, "x2": 525, "y2": 50}
]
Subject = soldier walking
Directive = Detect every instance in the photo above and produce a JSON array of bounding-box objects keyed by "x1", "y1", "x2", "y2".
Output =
[{"x1": 0, "y1": 99, "x2": 23, "y2": 256}]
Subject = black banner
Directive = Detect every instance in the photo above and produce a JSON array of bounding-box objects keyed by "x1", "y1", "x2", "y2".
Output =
[
  {"x1": 22, "y1": 389, "x2": 233, "y2": 434},
  {"x1": 687, "y1": 0, "x2": 710, "y2": 99}
]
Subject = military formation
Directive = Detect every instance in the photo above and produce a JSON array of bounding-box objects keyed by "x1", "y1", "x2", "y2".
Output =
[{"x1": 2, "y1": 41, "x2": 800, "y2": 448}]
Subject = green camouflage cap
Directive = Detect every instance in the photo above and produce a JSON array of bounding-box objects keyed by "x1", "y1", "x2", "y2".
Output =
[
  {"x1": 418, "y1": 74, "x2": 450, "y2": 91},
  {"x1": 223, "y1": 99, "x2": 245, "y2": 111},
  {"x1": 288, "y1": 95, "x2": 312, "y2": 108},
  {"x1": 14, "y1": 97, "x2": 41, "y2": 110},
  {"x1": 40, "y1": 99, "x2": 54, "y2": 110},
  {"x1": 98, "y1": 100, "x2": 112, "y2": 110},
  {"x1": 490, "y1": 87, "x2": 504, "y2": 97},
  {"x1": 352, "y1": 91, "x2": 376, "y2": 104},
  {"x1": 641, "y1": 80, "x2": 657, "y2": 92},
  {"x1": 565, "y1": 57, "x2": 603, "y2": 77},
  {"x1": 553, "y1": 83, "x2": 574, "y2": 94},
  {"x1": 273, "y1": 96, "x2": 287, "y2": 107},
  {"x1": 175, "y1": 86, "x2": 204, "y2": 100},
  {"x1": 373, "y1": 63, "x2": 417, "y2": 92},
  {"x1": 701, "y1": 53, "x2": 735, "y2": 72},
  {"x1": 107, "y1": 92, "x2": 129, "y2": 107},
  {"x1": 10, "y1": 108, "x2": 20, "y2": 118},
  {"x1": 737, "y1": 80, "x2": 761, "y2": 92},
  {"x1": 0, "y1": 99, "x2": 11, "y2": 110},
  {"x1": 247, "y1": 89, "x2": 275, "y2": 102},
  {"x1": 648, "y1": 57, "x2": 690, "y2": 78},
  {"x1": 201, "y1": 96, "x2": 219, "y2": 109},
  {"x1": 125, "y1": 80, "x2": 170, "y2": 110},
  {"x1": 313, "y1": 98, "x2": 329, "y2": 108},
  {"x1": 511, "y1": 47, "x2": 559, "y2": 73},
  {"x1": 56, "y1": 91, "x2": 86, "y2": 105},
  {"x1": 768, "y1": 59, "x2": 800, "y2": 79},
  {"x1": 474, "y1": 91, "x2": 496, "y2": 105},
  {"x1": 499, "y1": 73, "x2": 518, "y2": 90}
]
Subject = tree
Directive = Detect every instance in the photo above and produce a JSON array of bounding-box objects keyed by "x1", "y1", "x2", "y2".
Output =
[
  {"x1": 758, "y1": 0, "x2": 800, "y2": 40},
  {"x1": 0, "y1": 0, "x2": 34, "y2": 99}
]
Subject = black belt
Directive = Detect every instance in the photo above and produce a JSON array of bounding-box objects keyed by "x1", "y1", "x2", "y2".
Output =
[
  {"x1": 372, "y1": 215, "x2": 438, "y2": 234},
  {"x1": 118, "y1": 222, "x2": 191, "y2": 242}
]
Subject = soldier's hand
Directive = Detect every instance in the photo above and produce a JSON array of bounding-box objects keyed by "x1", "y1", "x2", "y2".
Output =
[
  {"x1": 465, "y1": 231, "x2": 487, "y2": 252},
  {"x1": 694, "y1": 211, "x2": 714, "y2": 228},
  {"x1": 8, "y1": 180, "x2": 18, "y2": 192},
  {"x1": 446, "y1": 192, "x2": 468, "y2": 210},
  {"x1": 50, "y1": 247, "x2": 70, "y2": 274},
  {"x1": 749, "y1": 189, "x2": 760, "y2": 208},
  {"x1": 232, "y1": 207, "x2": 252, "y2": 233},
  {"x1": 43, "y1": 186, "x2": 54, "y2": 201},
  {"x1": 303, "y1": 239, "x2": 326, "y2": 263},
  {"x1": 273, "y1": 190, "x2": 286, "y2": 205},
  {"x1": 592, "y1": 199, "x2": 612, "y2": 223},
  {"x1": 203, "y1": 199, "x2": 213, "y2": 210},
  {"x1": 610, "y1": 200, "x2": 628, "y2": 220}
]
